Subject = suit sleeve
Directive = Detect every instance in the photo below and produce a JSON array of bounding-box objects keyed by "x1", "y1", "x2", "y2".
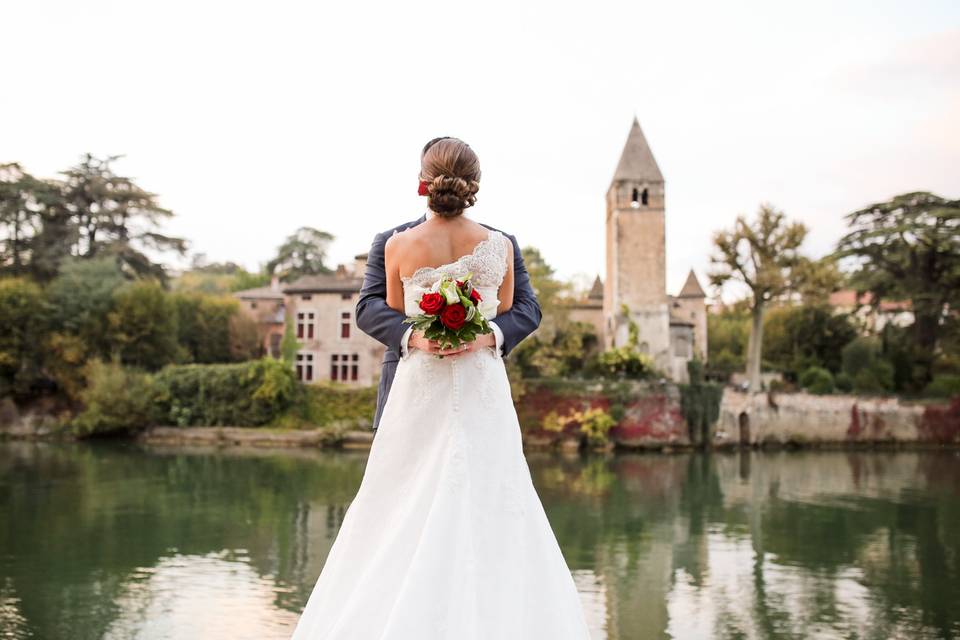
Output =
[
  {"x1": 355, "y1": 231, "x2": 409, "y2": 355},
  {"x1": 492, "y1": 233, "x2": 542, "y2": 356}
]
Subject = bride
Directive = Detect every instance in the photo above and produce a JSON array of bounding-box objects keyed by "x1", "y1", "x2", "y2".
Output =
[{"x1": 290, "y1": 138, "x2": 592, "y2": 639}]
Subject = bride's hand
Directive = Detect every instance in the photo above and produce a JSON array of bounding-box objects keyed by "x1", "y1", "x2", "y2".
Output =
[{"x1": 409, "y1": 332, "x2": 495, "y2": 357}]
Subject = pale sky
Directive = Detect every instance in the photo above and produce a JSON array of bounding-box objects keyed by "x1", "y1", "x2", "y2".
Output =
[{"x1": 3, "y1": 1, "x2": 958, "y2": 298}]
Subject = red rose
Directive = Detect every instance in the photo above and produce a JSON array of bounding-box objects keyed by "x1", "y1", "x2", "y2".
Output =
[
  {"x1": 469, "y1": 288, "x2": 482, "y2": 304},
  {"x1": 418, "y1": 180, "x2": 430, "y2": 196},
  {"x1": 419, "y1": 292, "x2": 445, "y2": 315},
  {"x1": 439, "y1": 303, "x2": 467, "y2": 330}
]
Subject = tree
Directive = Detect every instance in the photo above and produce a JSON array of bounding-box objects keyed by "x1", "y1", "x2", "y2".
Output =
[
  {"x1": 0, "y1": 278, "x2": 47, "y2": 398},
  {"x1": 762, "y1": 305, "x2": 859, "y2": 378},
  {"x1": 58, "y1": 154, "x2": 187, "y2": 282},
  {"x1": 0, "y1": 163, "x2": 70, "y2": 280},
  {"x1": 45, "y1": 256, "x2": 128, "y2": 358},
  {"x1": 707, "y1": 303, "x2": 750, "y2": 381},
  {"x1": 107, "y1": 281, "x2": 181, "y2": 370},
  {"x1": 266, "y1": 227, "x2": 334, "y2": 281},
  {"x1": 710, "y1": 204, "x2": 808, "y2": 391},
  {"x1": 835, "y1": 192, "x2": 960, "y2": 386}
]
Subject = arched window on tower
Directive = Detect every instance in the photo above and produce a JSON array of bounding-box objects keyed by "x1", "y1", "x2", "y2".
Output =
[
  {"x1": 641, "y1": 188, "x2": 649, "y2": 206},
  {"x1": 630, "y1": 187, "x2": 640, "y2": 208}
]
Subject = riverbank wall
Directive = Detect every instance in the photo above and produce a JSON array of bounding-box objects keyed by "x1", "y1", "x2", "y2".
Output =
[
  {"x1": 3, "y1": 386, "x2": 957, "y2": 451},
  {"x1": 718, "y1": 391, "x2": 960, "y2": 447}
]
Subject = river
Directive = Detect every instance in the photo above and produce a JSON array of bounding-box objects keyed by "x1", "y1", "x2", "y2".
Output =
[{"x1": 1, "y1": 442, "x2": 958, "y2": 639}]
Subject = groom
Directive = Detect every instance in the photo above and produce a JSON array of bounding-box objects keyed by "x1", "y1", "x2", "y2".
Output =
[{"x1": 355, "y1": 216, "x2": 541, "y2": 432}]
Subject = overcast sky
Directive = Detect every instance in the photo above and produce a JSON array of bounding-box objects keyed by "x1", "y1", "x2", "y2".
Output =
[{"x1": 3, "y1": 0, "x2": 958, "y2": 298}]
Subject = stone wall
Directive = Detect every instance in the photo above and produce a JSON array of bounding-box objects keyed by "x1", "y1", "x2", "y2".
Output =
[
  {"x1": 719, "y1": 390, "x2": 960, "y2": 446},
  {"x1": 516, "y1": 379, "x2": 688, "y2": 449}
]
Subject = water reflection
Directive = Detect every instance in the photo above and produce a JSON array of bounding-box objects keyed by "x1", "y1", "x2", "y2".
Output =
[{"x1": 1, "y1": 442, "x2": 958, "y2": 639}]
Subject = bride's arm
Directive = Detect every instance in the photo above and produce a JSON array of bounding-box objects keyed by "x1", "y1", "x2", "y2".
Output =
[
  {"x1": 383, "y1": 235, "x2": 405, "y2": 314},
  {"x1": 497, "y1": 241, "x2": 514, "y2": 314}
]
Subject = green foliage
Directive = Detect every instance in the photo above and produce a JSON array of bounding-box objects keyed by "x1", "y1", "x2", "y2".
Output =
[
  {"x1": 924, "y1": 375, "x2": 960, "y2": 399},
  {"x1": 842, "y1": 337, "x2": 882, "y2": 378},
  {"x1": 710, "y1": 204, "x2": 809, "y2": 390},
  {"x1": 762, "y1": 305, "x2": 858, "y2": 378},
  {"x1": 280, "y1": 315, "x2": 298, "y2": 364},
  {"x1": 521, "y1": 246, "x2": 570, "y2": 319},
  {"x1": 835, "y1": 372, "x2": 854, "y2": 393},
  {"x1": 841, "y1": 337, "x2": 895, "y2": 394},
  {"x1": 107, "y1": 281, "x2": 181, "y2": 370},
  {"x1": 0, "y1": 277, "x2": 47, "y2": 398},
  {"x1": 45, "y1": 257, "x2": 127, "y2": 357},
  {"x1": 272, "y1": 383, "x2": 378, "y2": 430},
  {"x1": 707, "y1": 303, "x2": 750, "y2": 380},
  {"x1": 509, "y1": 321, "x2": 599, "y2": 378},
  {"x1": 594, "y1": 346, "x2": 656, "y2": 379},
  {"x1": 679, "y1": 380, "x2": 723, "y2": 445},
  {"x1": 799, "y1": 366, "x2": 835, "y2": 395},
  {"x1": 852, "y1": 361, "x2": 895, "y2": 394},
  {"x1": 152, "y1": 358, "x2": 298, "y2": 427},
  {"x1": 72, "y1": 358, "x2": 159, "y2": 436},
  {"x1": 266, "y1": 226, "x2": 334, "y2": 281},
  {"x1": 539, "y1": 406, "x2": 617, "y2": 446},
  {"x1": 835, "y1": 192, "x2": 960, "y2": 385},
  {"x1": 171, "y1": 291, "x2": 246, "y2": 363}
]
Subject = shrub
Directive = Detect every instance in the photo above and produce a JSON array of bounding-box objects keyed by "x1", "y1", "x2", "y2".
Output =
[
  {"x1": 273, "y1": 383, "x2": 378, "y2": 429},
  {"x1": 108, "y1": 281, "x2": 180, "y2": 370},
  {"x1": 835, "y1": 372, "x2": 854, "y2": 393},
  {"x1": 0, "y1": 278, "x2": 48, "y2": 399},
  {"x1": 842, "y1": 337, "x2": 881, "y2": 378},
  {"x1": 842, "y1": 337, "x2": 895, "y2": 394},
  {"x1": 853, "y1": 360, "x2": 895, "y2": 394},
  {"x1": 799, "y1": 366, "x2": 834, "y2": 395},
  {"x1": 72, "y1": 359, "x2": 159, "y2": 436},
  {"x1": 593, "y1": 347, "x2": 655, "y2": 378},
  {"x1": 924, "y1": 375, "x2": 960, "y2": 399},
  {"x1": 152, "y1": 358, "x2": 299, "y2": 427}
]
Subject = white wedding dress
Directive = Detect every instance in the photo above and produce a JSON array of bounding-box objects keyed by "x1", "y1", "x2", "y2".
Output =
[{"x1": 291, "y1": 229, "x2": 591, "y2": 640}]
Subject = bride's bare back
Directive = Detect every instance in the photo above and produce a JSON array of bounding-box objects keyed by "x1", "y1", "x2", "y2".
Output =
[{"x1": 384, "y1": 217, "x2": 514, "y2": 316}]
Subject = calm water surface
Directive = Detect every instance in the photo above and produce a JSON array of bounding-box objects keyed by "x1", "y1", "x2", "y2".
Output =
[{"x1": 1, "y1": 442, "x2": 958, "y2": 639}]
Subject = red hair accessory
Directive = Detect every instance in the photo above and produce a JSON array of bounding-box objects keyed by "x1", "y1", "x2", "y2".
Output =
[{"x1": 418, "y1": 180, "x2": 430, "y2": 196}]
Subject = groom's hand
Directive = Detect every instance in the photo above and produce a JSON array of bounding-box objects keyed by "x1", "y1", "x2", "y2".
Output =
[{"x1": 409, "y1": 331, "x2": 495, "y2": 357}]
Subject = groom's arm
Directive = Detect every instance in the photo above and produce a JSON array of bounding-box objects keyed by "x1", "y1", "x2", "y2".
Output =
[
  {"x1": 492, "y1": 232, "x2": 541, "y2": 356},
  {"x1": 356, "y1": 231, "x2": 408, "y2": 355}
]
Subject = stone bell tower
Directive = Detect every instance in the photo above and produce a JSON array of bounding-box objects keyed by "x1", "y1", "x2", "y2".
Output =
[{"x1": 604, "y1": 117, "x2": 671, "y2": 370}]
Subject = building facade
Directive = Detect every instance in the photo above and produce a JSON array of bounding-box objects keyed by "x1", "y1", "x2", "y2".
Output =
[
  {"x1": 235, "y1": 255, "x2": 386, "y2": 387},
  {"x1": 575, "y1": 118, "x2": 708, "y2": 382}
]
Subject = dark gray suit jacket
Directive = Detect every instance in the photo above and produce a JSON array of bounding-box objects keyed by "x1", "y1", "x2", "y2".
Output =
[{"x1": 355, "y1": 214, "x2": 542, "y2": 431}]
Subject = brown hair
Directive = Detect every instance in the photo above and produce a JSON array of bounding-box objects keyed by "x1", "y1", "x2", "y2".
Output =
[{"x1": 419, "y1": 137, "x2": 481, "y2": 218}]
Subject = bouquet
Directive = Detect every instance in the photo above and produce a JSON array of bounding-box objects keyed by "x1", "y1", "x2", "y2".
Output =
[{"x1": 404, "y1": 273, "x2": 493, "y2": 350}]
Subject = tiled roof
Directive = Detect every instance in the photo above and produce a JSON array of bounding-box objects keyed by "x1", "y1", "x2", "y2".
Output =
[
  {"x1": 233, "y1": 286, "x2": 284, "y2": 300},
  {"x1": 678, "y1": 270, "x2": 706, "y2": 298},
  {"x1": 283, "y1": 273, "x2": 364, "y2": 294}
]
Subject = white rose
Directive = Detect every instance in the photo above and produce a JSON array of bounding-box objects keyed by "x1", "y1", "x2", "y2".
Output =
[
  {"x1": 441, "y1": 280, "x2": 460, "y2": 305},
  {"x1": 478, "y1": 297, "x2": 499, "y2": 319}
]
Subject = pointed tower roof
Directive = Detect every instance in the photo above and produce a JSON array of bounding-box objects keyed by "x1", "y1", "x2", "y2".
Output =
[
  {"x1": 611, "y1": 116, "x2": 663, "y2": 184},
  {"x1": 678, "y1": 270, "x2": 706, "y2": 298},
  {"x1": 587, "y1": 275, "x2": 603, "y2": 300}
]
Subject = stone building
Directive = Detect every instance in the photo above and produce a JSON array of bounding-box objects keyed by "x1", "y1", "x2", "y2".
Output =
[
  {"x1": 572, "y1": 117, "x2": 708, "y2": 381},
  {"x1": 234, "y1": 254, "x2": 385, "y2": 386}
]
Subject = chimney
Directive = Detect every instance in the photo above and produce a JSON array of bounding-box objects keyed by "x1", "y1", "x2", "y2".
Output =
[
  {"x1": 335, "y1": 264, "x2": 348, "y2": 277},
  {"x1": 354, "y1": 253, "x2": 369, "y2": 277}
]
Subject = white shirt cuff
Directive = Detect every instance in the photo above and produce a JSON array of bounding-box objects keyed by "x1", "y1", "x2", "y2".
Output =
[
  {"x1": 489, "y1": 321, "x2": 504, "y2": 358},
  {"x1": 400, "y1": 325, "x2": 414, "y2": 360}
]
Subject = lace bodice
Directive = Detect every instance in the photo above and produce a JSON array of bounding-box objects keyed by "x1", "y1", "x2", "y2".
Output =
[{"x1": 400, "y1": 228, "x2": 509, "y2": 319}]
